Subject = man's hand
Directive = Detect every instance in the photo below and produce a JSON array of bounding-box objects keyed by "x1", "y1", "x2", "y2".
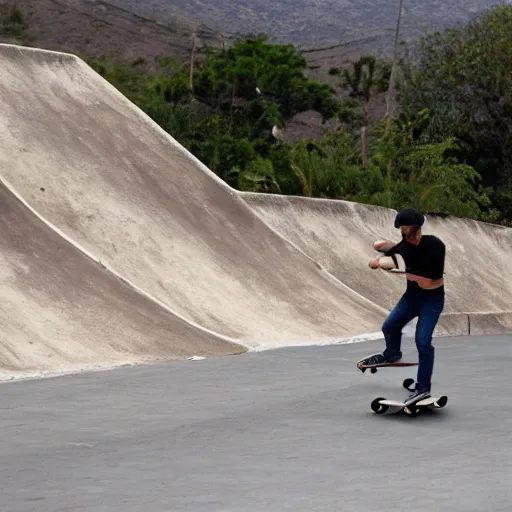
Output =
[
  {"x1": 373, "y1": 240, "x2": 395, "y2": 253},
  {"x1": 368, "y1": 257, "x2": 381, "y2": 269}
]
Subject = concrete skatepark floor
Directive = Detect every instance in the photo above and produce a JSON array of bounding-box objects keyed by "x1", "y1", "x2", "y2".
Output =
[{"x1": 1, "y1": 334, "x2": 511, "y2": 512}]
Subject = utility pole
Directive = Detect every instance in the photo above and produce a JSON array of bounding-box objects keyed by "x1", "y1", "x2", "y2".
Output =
[
  {"x1": 189, "y1": 31, "x2": 197, "y2": 91},
  {"x1": 385, "y1": 0, "x2": 404, "y2": 132}
]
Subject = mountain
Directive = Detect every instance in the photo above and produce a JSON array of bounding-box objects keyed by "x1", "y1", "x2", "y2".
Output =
[
  {"x1": 0, "y1": 0, "x2": 223, "y2": 64},
  {"x1": 6, "y1": 0, "x2": 507, "y2": 75},
  {"x1": 103, "y1": 0, "x2": 506, "y2": 48}
]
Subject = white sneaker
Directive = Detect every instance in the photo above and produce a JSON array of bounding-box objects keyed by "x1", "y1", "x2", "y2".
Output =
[{"x1": 404, "y1": 389, "x2": 430, "y2": 406}]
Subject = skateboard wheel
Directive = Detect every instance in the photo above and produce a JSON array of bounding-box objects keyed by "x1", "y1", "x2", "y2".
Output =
[
  {"x1": 435, "y1": 396, "x2": 448, "y2": 408},
  {"x1": 371, "y1": 397, "x2": 388, "y2": 414},
  {"x1": 370, "y1": 367, "x2": 378, "y2": 374},
  {"x1": 403, "y1": 378, "x2": 415, "y2": 391}
]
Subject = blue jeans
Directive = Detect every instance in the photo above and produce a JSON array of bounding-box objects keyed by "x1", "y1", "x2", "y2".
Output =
[{"x1": 382, "y1": 286, "x2": 445, "y2": 392}]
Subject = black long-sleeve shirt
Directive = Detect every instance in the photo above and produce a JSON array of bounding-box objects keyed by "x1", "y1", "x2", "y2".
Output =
[{"x1": 384, "y1": 235, "x2": 446, "y2": 281}]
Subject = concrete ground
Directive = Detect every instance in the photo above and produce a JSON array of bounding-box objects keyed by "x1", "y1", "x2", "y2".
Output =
[{"x1": 1, "y1": 334, "x2": 511, "y2": 512}]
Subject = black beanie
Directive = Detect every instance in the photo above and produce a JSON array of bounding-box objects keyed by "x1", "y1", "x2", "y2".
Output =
[{"x1": 394, "y1": 207, "x2": 424, "y2": 228}]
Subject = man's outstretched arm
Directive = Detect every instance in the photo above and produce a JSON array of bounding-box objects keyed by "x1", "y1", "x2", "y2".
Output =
[
  {"x1": 373, "y1": 240, "x2": 399, "y2": 253},
  {"x1": 369, "y1": 239, "x2": 402, "y2": 270}
]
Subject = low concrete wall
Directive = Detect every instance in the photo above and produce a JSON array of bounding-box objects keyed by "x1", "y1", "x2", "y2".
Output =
[
  {"x1": 433, "y1": 311, "x2": 512, "y2": 338},
  {"x1": 468, "y1": 311, "x2": 512, "y2": 336},
  {"x1": 435, "y1": 313, "x2": 470, "y2": 337}
]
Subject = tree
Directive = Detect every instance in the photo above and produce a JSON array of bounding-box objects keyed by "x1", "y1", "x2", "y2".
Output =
[
  {"x1": 399, "y1": 5, "x2": 512, "y2": 222},
  {"x1": 367, "y1": 118, "x2": 498, "y2": 220},
  {"x1": 333, "y1": 55, "x2": 391, "y2": 126},
  {"x1": 193, "y1": 35, "x2": 339, "y2": 121},
  {"x1": 331, "y1": 55, "x2": 390, "y2": 166}
]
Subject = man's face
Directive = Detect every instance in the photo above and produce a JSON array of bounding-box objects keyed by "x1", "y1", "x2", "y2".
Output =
[
  {"x1": 401, "y1": 225, "x2": 420, "y2": 243},
  {"x1": 400, "y1": 226, "x2": 412, "y2": 237}
]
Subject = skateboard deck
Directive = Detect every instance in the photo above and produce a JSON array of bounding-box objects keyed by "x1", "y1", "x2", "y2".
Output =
[
  {"x1": 357, "y1": 353, "x2": 418, "y2": 374},
  {"x1": 370, "y1": 395, "x2": 448, "y2": 417}
]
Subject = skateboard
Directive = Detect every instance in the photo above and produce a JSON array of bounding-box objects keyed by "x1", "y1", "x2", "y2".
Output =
[
  {"x1": 356, "y1": 353, "x2": 418, "y2": 374},
  {"x1": 370, "y1": 394, "x2": 448, "y2": 417}
]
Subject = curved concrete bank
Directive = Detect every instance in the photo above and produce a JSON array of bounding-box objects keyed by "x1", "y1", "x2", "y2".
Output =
[
  {"x1": 242, "y1": 193, "x2": 512, "y2": 314},
  {"x1": 1, "y1": 42, "x2": 511, "y2": 379},
  {"x1": 0, "y1": 43, "x2": 388, "y2": 362},
  {"x1": 0, "y1": 181, "x2": 243, "y2": 380}
]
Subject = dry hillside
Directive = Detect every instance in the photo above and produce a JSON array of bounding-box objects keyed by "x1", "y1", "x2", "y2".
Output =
[
  {"x1": 0, "y1": 0, "x2": 223, "y2": 64},
  {"x1": 104, "y1": 0, "x2": 502, "y2": 48},
  {"x1": 5, "y1": 0, "x2": 504, "y2": 79}
]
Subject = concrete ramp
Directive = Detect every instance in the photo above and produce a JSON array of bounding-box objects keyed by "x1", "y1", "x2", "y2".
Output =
[
  {"x1": 241, "y1": 193, "x2": 512, "y2": 313},
  {"x1": 0, "y1": 180, "x2": 242, "y2": 379},
  {"x1": 0, "y1": 43, "x2": 389, "y2": 371},
  {"x1": 3, "y1": 43, "x2": 511, "y2": 378}
]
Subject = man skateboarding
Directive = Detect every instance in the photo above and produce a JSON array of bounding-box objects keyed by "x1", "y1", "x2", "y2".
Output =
[{"x1": 367, "y1": 207, "x2": 446, "y2": 404}]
